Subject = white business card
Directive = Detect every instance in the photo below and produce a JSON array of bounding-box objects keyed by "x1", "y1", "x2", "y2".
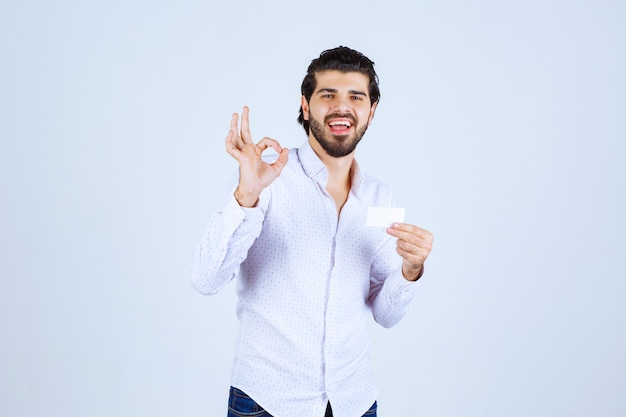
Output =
[{"x1": 366, "y1": 207, "x2": 406, "y2": 227}]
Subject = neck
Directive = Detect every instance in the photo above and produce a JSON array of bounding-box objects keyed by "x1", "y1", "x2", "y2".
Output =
[{"x1": 308, "y1": 137, "x2": 354, "y2": 213}]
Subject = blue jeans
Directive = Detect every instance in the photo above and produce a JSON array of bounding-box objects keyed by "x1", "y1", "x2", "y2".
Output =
[{"x1": 227, "y1": 386, "x2": 377, "y2": 417}]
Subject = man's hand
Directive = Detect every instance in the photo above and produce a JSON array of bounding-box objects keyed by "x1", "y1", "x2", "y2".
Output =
[
  {"x1": 386, "y1": 223, "x2": 434, "y2": 281},
  {"x1": 225, "y1": 106, "x2": 289, "y2": 207}
]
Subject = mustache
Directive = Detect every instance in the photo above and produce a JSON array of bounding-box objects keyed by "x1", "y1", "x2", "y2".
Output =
[{"x1": 324, "y1": 113, "x2": 356, "y2": 124}]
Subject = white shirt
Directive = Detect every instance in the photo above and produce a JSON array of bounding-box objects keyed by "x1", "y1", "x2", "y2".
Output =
[{"x1": 191, "y1": 140, "x2": 420, "y2": 417}]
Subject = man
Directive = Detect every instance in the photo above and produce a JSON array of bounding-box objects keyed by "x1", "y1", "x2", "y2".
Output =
[{"x1": 191, "y1": 46, "x2": 433, "y2": 417}]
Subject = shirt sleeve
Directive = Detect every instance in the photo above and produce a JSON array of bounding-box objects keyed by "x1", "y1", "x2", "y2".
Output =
[
  {"x1": 368, "y1": 232, "x2": 421, "y2": 328},
  {"x1": 190, "y1": 188, "x2": 267, "y2": 295}
]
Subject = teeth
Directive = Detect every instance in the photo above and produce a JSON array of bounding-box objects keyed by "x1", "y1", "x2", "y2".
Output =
[{"x1": 329, "y1": 121, "x2": 351, "y2": 127}]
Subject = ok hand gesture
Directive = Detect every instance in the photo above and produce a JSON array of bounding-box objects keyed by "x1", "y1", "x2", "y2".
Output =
[{"x1": 225, "y1": 106, "x2": 289, "y2": 207}]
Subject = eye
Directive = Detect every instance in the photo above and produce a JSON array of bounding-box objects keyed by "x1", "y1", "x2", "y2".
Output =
[
  {"x1": 322, "y1": 93, "x2": 334, "y2": 99},
  {"x1": 351, "y1": 95, "x2": 363, "y2": 101}
]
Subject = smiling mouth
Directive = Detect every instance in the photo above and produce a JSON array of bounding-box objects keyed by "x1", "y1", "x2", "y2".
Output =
[{"x1": 327, "y1": 118, "x2": 353, "y2": 133}]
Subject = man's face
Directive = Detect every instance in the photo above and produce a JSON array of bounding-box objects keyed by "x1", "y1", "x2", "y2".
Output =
[{"x1": 302, "y1": 70, "x2": 377, "y2": 158}]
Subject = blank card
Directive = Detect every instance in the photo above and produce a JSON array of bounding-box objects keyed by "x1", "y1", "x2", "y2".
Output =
[{"x1": 366, "y1": 207, "x2": 406, "y2": 227}]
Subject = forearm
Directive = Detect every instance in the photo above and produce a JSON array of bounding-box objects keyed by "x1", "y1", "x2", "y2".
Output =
[
  {"x1": 371, "y1": 266, "x2": 419, "y2": 328},
  {"x1": 368, "y1": 235, "x2": 420, "y2": 328},
  {"x1": 190, "y1": 195, "x2": 264, "y2": 295}
]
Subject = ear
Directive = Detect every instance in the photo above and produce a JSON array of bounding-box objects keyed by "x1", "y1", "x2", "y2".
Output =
[
  {"x1": 367, "y1": 101, "x2": 378, "y2": 126},
  {"x1": 301, "y1": 95, "x2": 310, "y2": 120}
]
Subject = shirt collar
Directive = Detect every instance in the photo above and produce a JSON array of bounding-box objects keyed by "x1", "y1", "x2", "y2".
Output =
[
  {"x1": 297, "y1": 140, "x2": 364, "y2": 195},
  {"x1": 298, "y1": 139, "x2": 326, "y2": 180}
]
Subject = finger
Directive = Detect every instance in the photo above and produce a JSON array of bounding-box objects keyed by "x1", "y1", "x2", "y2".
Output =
[
  {"x1": 396, "y1": 244, "x2": 428, "y2": 267},
  {"x1": 389, "y1": 222, "x2": 430, "y2": 236},
  {"x1": 396, "y1": 238, "x2": 421, "y2": 253},
  {"x1": 401, "y1": 239, "x2": 432, "y2": 264},
  {"x1": 225, "y1": 129, "x2": 243, "y2": 159},
  {"x1": 270, "y1": 148, "x2": 289, "y2": 174},
  {"x1": 228, "y1": 112, "x2": 243, "y2": 148},
  {"x1": 386, "y1": 227, "x2": 420, "y2": 245},
  {"x1": 386, "y1": 223, "x2": 433, "y2": 242},
  {"x1": 255, "y1": 137, "x2": 289, "y2": 175},
  {"x1": 387, "y1": 228, "x2": 433, "y2": 260},
  {"x1": 256, "y1": 137, "x2": 283, "y2": 154},
  {"x1": 229, "y1": 112, "x2": 239, "y2": 132},
  {"x1": 240, "y1": 106, "x2": 253, "y2": 144},
  {"x1": 397, "y1": 239, "x2": 431, "y2": 265},
  {"x1": 401, "y1": 235, "x2": 433, "y2": 255}
]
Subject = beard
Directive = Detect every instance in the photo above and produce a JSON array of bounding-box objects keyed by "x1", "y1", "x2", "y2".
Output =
[{"x1": 309, "y1": 113, "x2": 369, "y2": 158}]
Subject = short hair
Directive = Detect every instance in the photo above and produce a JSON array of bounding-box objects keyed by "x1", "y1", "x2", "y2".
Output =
[{"x1": 297, "y1": 46, "x2": 381, "y2": 134}]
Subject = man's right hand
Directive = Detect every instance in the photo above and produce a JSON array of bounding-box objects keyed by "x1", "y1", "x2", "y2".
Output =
[{"x1": 225, "y1": 106, "x2": 289, "y2": 207}]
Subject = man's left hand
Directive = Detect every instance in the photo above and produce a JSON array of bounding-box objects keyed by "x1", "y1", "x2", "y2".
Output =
[{"x1": 386, "y1": 223, "x2": 434, "y2": 281}]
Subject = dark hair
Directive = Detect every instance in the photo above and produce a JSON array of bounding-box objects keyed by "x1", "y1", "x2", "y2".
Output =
[{"x1": 297, "y1": 46, "x2": 380, "y2": 134}]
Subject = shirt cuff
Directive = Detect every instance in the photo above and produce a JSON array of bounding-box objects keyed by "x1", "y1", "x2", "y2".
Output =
[{"x1": 386, "y1": 265, "x2": 420, "y2": 299}]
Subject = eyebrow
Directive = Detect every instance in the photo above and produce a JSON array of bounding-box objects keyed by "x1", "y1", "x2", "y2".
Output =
[{"x1": 316, "y1": 88, "x2": 368, "y2": 97}]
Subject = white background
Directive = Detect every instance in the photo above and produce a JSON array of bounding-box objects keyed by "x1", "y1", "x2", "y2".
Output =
[{"x1": 1, "y1": 1, "x2": 625, "y2": 416}]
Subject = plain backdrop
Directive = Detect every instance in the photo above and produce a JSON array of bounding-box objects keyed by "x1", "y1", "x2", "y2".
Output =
[{"x1": 1, "y1": 1, "x2": 625, "y2": 416}]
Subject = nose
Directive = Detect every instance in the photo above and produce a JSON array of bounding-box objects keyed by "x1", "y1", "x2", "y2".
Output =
[{"x1": 330, "y1": 95, "x2": 351, "y2": 114}]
